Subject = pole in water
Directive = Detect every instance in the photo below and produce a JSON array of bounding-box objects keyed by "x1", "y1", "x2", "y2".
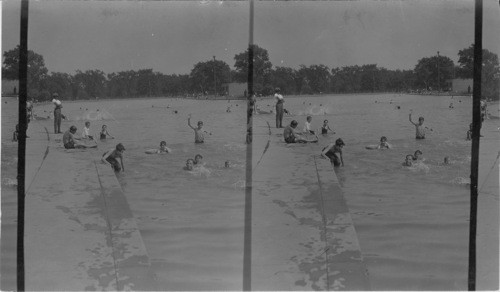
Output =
[{"x1": 468, "y1": 0, "x2": 482, "y2": 290}]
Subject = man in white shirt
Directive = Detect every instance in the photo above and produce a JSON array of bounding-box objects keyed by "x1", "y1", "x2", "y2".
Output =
[{"x1": 274, "y1": 87, "x2": 284, "y2": 128}]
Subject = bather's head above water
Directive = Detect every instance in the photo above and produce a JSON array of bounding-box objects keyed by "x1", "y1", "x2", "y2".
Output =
[
  {"x1": 404, "y1": 155, "x2": 414, "y2": 166},
  {"x1": 185, "y1": 159, "x2": 195, "y2": 171}
]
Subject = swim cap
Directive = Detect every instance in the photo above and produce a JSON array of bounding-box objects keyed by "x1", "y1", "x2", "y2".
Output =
[{"x1": 335, "y1": 138, "x2": 345, "y2": 146}]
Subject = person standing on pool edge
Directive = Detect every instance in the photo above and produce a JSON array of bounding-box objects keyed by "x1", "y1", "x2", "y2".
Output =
[
  {"x1": 275, "y1": 87, "x2": 284, "y2": 128},
  {"x1": 52, "y1": 93, "x2": 63, "y2": 134},
  {"x1": 409, "y1": 110, "x2": 426, "y2": 139}
]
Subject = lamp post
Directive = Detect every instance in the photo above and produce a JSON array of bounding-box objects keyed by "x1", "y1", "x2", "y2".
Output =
[
  {"x1": 213, "y1": 56, "x2": 216, "y2": 97},
  {"x1": 437, "y1": 51, "x2": 440, "y2": 92}
]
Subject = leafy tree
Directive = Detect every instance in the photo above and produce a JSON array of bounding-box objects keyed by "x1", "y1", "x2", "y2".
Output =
[
  {"x1": 297, "y1": 64, "x2": 331, "y2": 94},
  {"x1": 414, "y1": 55, "x2": 454, "y2": 90},
  {"x1": 271, "y1": 66, "x2": 297, "y2": 94},
  {"x1": 359, "y1": 64, "x2": 378, "y2": 92},
  {"x1": 190, "y1": 59, "x2": 230, "y2": 95},
  {"x1": 162, "y1": 74, "x2": 191, "y2": 96},
  {"x1": 136, "y1": 69, "x2": 156, "y2": 97},
  {"x1": 456, "y1": 44, "x2": 499, "y2": 99},
  {"x1": 73, "y1": 69, "x2": 107, "y2": 99},
  {"x1": 2, "y1": 45, "x2": 49, "y2": 98},
  {"x1": 233, "y1": 44, "x2": 273, "y2": 94},
  {"x1": 44, "y1": 72, "x2": 73, "y2": 100}
]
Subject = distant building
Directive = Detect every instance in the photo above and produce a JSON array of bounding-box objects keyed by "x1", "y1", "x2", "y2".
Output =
[
  {"x1": 452, "y1": 78, "x2": 473, "y2": 94},
  {"x1": 225, "y1": 82, "x2": 247, "y2": 98},
  {"x1": 2, "y1": 79, "x2": 19, "y2": 96}
]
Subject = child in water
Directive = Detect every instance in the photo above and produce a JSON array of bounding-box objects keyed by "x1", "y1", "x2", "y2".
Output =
[
  {"x1": 184, "y1": 159, "x2": 195, "y2": 171},
  {"x1": 82, "y1": 121, "x2": 94, "y2": 140},
  {"x1": 321, "y1": 120, "x2": 334, "y2": 135},
  {"x1": 409, "y1": 111, "x2": 426, "y2": 139},
  {"x1": 188, "y1": 114, "x2": 211, "y2": 143},
  {"x1": 413, "y1": 150, "x2": 423, "y2": 161},
  {"x1": 194, "y1": 154, "x2": 204, "y2": 166},
  {"x1": 402, "y1": 154, "x2": 414, "y2": 166},
  {"x1": 102, "y1": 143, "x2": 125, "y2": 172},
  {"x1": 145, "y1": 141, "x2": 172, "y2": 154},
  {"x1": 321, "y1": 138, "x2": 345, "y2": 167},
  {"x1": 100, "y1": 125, "x2": 114, "y2": 140},
  {"x1": 378, "y1": 136, "x2": 392, "y2": 149},
  {"x1": 303, "y1": 116, "x2": 315, "y2": 135},
  {"x1": 366, "y1": 136, "x2": 392, "y2": 149}
]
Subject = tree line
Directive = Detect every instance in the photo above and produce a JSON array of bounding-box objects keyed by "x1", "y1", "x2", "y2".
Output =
[{"x1": 2, "y1": 43, "x2": 499, "y2": 101}]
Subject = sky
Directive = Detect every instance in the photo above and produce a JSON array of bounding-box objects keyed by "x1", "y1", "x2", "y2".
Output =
[{"x1": 1, "y1": 0, "x2": 499, "y2": 76}]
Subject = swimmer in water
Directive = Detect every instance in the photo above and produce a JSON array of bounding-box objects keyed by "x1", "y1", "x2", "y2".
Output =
[
  {"x1": 409, "y1": 111, "x2": 426, "y2": 139},
  {"x1": 194, "y1": 154, "x2": 204, "y2": 165},
  {"x1": 224, "y1": 161, "x2": 231, "y2": 168},
  {"x1": 365, "y1": 136, "x2": 392, "y2": 150},
  {"x1": 412, "y1": 150, "x2": 423, "y2": 161},
  {"x1": 100, "y1": 124, "x2": 115, "y2": 140},
  {"x1": 443, "y1": 156, "x2": 450, "y2": 165},
  {"x1": 188, "y1": 114, "x2": 211, "y2": 143},
  {"x1": 321, "y1": 120, "x2": 334, "y2": 135},
  {"x1": 402, "y1": 154, "x2": 414, "y2": 167},
  {"x1": 184, "y1": 158, "x2": 195, "y2": 171},
  {"x1": 145, "y1": 141, "x2": 172, "y2": 154},
  {"x1": 378, "y1": 136, "x2": 392, "y2": 149}
]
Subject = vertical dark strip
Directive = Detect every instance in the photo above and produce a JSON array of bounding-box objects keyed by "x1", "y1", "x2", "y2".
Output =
[
  {"x1": 17, "y1": 0, "x2": 29, "y2": 291},
  {"x1": 468, "y1": 0, "x2": 482, "y2": 290},
  {"x1": 243, "y1": 0, "x2": 254, "y2": 290}
]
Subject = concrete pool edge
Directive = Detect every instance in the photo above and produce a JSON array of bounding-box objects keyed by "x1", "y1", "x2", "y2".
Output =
[
  {"x1": 250, "y1": 116, "x2": 370, "y2": 290},
  {"x1": 24, "y1": 120, "x2": 156, "y2": 290}
]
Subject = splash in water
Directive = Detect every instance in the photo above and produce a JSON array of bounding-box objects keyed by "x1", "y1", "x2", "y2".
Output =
[
  {"x1": 450, "y1": 177, "x2": 471, "y2": 185},
  {"x1": 406, "y1": 161, "x2": 430, "y2": 173},
  {"x1": 2, "y1": 178, "x2": 17, "y2": 187},
  {"x1": 298, "y1": 105, "x2": 332, "y2": 116},
  {"x1": 72, "y1": 108, "x2": 116, "y2": 121},
  {"x1": 189, "y1": 165, "x2": 211, "y2": 177}
]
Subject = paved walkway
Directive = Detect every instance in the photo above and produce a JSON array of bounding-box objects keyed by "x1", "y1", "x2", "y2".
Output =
[
  {"x1": 250, "y1": 116, "x2": 370, "y2": 290},
  {"x1": 24, "y1": 120, "x2": 156, "y2": 291},
  {"x1": 476, "y1": 112, "x2": 499, "y2": 290}
]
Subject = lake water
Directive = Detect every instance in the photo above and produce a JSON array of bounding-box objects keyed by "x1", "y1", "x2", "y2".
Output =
[{"x1": 2, "y1": 93, "x2": 474, "y2": 290}]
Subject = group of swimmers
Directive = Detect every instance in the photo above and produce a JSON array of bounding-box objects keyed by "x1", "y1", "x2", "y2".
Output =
[
  {"x1": 280, "y1": 99, "x2": 464, "y2": 169},
  {"x1": 59, "y1": 121, "x2": 125, "y2": 172}
]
